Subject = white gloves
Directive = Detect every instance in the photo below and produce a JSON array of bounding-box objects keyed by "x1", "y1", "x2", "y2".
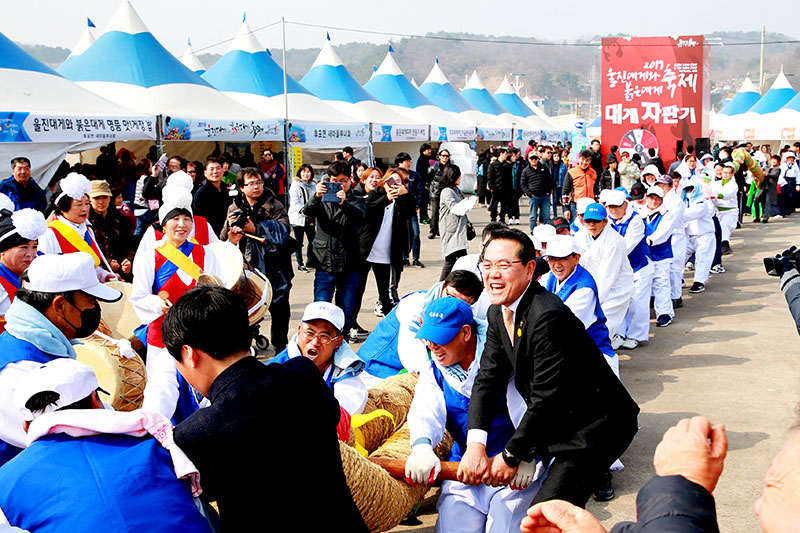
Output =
[
  {"x1": 405, "y1": 443, "x2": 442, "y2": 485},
  {"x1": 510, "y1": 460, "x2": 543, "y2": 490}
]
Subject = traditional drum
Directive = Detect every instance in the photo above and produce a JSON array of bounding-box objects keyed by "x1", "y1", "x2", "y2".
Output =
[
  {"x1": 75, "y1": 333, "x2": 146, "y2": 411},
  {"x1": 205, "y1": 242, "x2": 272, "y2": 325},
  {"x1": 98, "y1": 281, "x2": 138, "y2": 340}
]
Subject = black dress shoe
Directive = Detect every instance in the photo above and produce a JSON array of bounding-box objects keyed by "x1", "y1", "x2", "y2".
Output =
[{"x1": 593, "y1": 471, "x2": 615, "y2": 502}]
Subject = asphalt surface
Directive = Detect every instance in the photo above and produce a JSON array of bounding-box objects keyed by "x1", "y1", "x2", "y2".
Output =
[{"x1": 267, "y1": 200, "x2": 800, "y2": 533}]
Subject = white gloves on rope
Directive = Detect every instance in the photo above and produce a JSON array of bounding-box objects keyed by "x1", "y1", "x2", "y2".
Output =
[{"x1": 405, "y1": 443, "x2": 442, "y2": 485}]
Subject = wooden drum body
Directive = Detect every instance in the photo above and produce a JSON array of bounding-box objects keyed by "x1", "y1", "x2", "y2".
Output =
[{"x1": 75, "y1": 334, "x2": 146, "y2": 411}]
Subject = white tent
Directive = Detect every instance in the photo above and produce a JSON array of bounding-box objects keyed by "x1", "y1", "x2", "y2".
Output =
[
  {"x1": 58, "y1": 0, "x2": 282, "y2": 142},
  {"x1": 178, "y1": 39, "x2": 206, "y2": 75},
  {"x1": 300, "y1": 38, "x2": 428, "y2": 139},
  {"x1": 363, "y1": 48, "x2": 474, "y2": 141},
  {"x1": 0, "y1": 31, "x2": 155, "y2": 186}
]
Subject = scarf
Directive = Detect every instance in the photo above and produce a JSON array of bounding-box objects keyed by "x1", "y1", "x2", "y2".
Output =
[{"x1": 5, "y1": 299, "x2": 76, "y2": 359}]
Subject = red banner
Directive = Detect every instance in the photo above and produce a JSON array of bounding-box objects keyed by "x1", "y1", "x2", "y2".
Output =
[{"x1": 601, "y1": 36, "x2": 709, "y2": 168}]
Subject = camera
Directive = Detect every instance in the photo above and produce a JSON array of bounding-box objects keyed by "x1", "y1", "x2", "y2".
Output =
[
  {"x1": 764, "y1": 246, "x2": 800, "y2": 277},
  {"x1": 231, "y1": 190, "x2": 254, "y2": 229}
]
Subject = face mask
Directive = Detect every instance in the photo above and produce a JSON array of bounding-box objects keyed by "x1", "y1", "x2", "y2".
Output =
[{"x1": 65, "y1": 300, "x2": 102, "y2": 338}]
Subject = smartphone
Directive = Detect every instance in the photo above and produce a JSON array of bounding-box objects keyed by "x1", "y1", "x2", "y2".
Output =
[
  {"x1": 323, "y1": 181, "x2": 342, "y2": 202},
  {"x1": 154, "y1": 153, "x2": 169, "y2": 174},
  {"x1": 385, "y1": 175, "x2": 400, "y2": 188}
]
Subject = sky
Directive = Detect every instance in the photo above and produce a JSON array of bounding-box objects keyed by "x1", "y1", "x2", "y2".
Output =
[{"x1": 1, "y1": 0, "x2": 796, "y2": 56}]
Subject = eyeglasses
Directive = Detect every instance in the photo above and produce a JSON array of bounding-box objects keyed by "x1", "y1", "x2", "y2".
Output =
[
  {"x1": 187, "y1": 170, "x2": 197, "y2": 174},
  {"x1": 299, "y1": 326, "x2": 340, "y2": 345},
  {"x1": 243, "y1": 180, "x2": 263, "y2": 188},
  {"x1": 479, "y1": 260, "x2": 523, "y2": 272}
]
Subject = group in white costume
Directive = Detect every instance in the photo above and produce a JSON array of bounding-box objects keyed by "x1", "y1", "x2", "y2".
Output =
[
  {"x1": 641, "y1": 186, "x2": 676, "y2": 327},
  {"x1": 682, "y1": 177, "x2": 717, "y2": 293}
]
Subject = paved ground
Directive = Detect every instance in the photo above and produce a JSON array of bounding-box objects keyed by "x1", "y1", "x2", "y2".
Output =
[{"x1": 269, "y1": 201, "x2": 800, "y2": 532}]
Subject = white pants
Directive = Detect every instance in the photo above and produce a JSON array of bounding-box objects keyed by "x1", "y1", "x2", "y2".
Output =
[
  {"x1": 717, "y1": 209, "x2": 738, "y2": 242},
  {"x1": 685, "y1": 233, "x2": 715, "y2": 285},
  {"x1": 620, "y1": 263, "x2": 654, "y2": 342},
  {"x1": 670, "y1": 232, "x2": 687, "y2": 299},
  {"x1": 603, "y1": 284, "x2": 633, "y2": 340},
  {"x1": 435, "y1": 477, "x2": 543, "y2": 533},
  {"x1": 652, "y1": 258, "x2": 674, "y2": 318}
]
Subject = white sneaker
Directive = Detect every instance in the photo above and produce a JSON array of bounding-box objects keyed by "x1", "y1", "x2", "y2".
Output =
[
  {"x1": 685, "y1": 261, "x2": 695, "y2": 272},
  {"x1": 774, "y1": 214, "x2": 784, "y2": 219},
  {"x1": 621, "y1": 338, "x2": 639, "y2": 349},
  {"x1": 611, "y1": 335, "x2": 625, "y2": 350},
  {"x1": 710, "y1": 264, "x2": 726, "y2": 274}
]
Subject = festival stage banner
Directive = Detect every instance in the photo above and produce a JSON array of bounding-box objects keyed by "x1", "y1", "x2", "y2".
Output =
[
  {"x1": 601, "y1": 35, "x2": 710, "y2": 165},
  {"x1": 371, "y1": 124, "x2": 429, "y2": 142},
  {"x1": 0, "y1": 112, "x2": 156, "y2": 142},
  {"x1": 162, "y1": 117, "x2": 283, "y2": 141}
]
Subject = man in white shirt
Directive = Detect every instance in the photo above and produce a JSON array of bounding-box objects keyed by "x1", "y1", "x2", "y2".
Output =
[
  {"x1": 573, "y1": 203, "x2": 633, "y2": 341},
  {"x1": 712, "y1": 164, "x2": 740, "y2": 256},
  {"x1": 643, "y1": 186, "x2": 676, "y2": 327},
  {"x1": 683, "y1": 177, "x2": 717, "y2": 294}
]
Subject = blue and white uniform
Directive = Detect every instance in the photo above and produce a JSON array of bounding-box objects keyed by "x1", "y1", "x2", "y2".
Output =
[
  {"x1": 644, "y1": 205, "x2": 675, "y2": 319},
  {"x1": 664, "y1": 187, "x2": 687, "y2": 301},
  {"x1": 683, "y1": 180, "x2": 716, "y2": 285},
  {"x1": 610, "y1": 205, "x2": 654, "y2": 343},
  {"x1": 407, "y1": 320, "x2": 543, "y2": 533},
  {"x1": 543, "y1": 265, "x2": 618, "y2": 376},
  {"x1": 269, "y1": 338, "x2": 368, "y2": 416},
  {"x1": 573, "y1": 224, "x2": 633, "y2": 340},
  {"x1": 0, "y1": 432, "x2": 211, "y2": 532}
]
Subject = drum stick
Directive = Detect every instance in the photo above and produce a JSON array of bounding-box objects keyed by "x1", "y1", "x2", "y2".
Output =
[
  {"x1": 243, "y1": 232, "x2": 266, "y2": 243},
  {"x1": 367, "y1": 457, "x2": 460, "y2": 481}
]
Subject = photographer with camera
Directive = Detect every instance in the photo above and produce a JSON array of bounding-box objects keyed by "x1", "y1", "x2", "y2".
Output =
[
  {"x1": 765, "y1": 246, "x2": 800, "y2": 336},
  {"x1": 221, "y1": 168, "x2": 294, "y2": 353}
]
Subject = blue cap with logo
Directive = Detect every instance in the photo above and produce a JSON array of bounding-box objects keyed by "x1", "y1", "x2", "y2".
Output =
[
  {"x1": 415, "y1": 297, "x2": 474, "y2": 346},
  {"x1": 582, "y1": 202, "x2": 607, "y2": 222}
]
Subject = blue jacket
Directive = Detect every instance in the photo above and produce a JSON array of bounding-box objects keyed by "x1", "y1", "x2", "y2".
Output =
[
  {"x1": 0, "y1": 433, "x2": 211, "y2": 533},
  {"x1": 0, "y1": 176, "x2": 47, "y2": 212}
]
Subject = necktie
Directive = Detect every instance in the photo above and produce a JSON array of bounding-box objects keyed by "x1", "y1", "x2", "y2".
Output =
[{"x1": 503, "y1": 307, "x2": 515, "y2": 345}]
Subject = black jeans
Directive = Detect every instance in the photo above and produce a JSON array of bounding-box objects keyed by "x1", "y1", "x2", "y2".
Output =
[
  {"x1": 440, "y1": 249, "x2": 467, "y2": 281},
  {"x1": 292, "y1": 224, "x2": 315, "y2": 266},
  {"x1": 429, "y1": 188, "x2": 441, "y2": 236},
  {"x1": 489, "y1": 190, "x2": 508, "y2": 222},
  {"x1": 354, "y1": 262, "x2": 394, "y2": 319}
]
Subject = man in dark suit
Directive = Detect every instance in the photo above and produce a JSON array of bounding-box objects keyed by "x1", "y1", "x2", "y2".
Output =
[
  {"x1": 459, "y1": 228, "x2": 639, "y2": 507},
  {"x1": 167, "y1": 286, "x2": 367, "y2": 533}
]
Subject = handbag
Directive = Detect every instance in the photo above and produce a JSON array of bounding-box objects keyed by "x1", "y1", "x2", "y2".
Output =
[{"x1": 466, "y1": 220, "x2": 476, "y2": 241}]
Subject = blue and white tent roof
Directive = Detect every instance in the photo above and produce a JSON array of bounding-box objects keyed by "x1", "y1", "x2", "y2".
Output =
[
  {"x1": 493, "y1": 76, "x2": 556, "y2": 130},
  {"x1": 0, "y1": 30, "x2": 147, "y2": 117},
  {"x1": 718, "y1": 77, "x2": 760, "y2": 116},
  {"x1": 179, "y1": 39, "x2": 206, "y2": 75},
  {"x1": 747, "y1": 70, "x2": 795, "y2": 114},
  {"x1": 363, "y1": 49, "x2": 468, "y2": 127},
  {"x1": 418, "y1": 59, "x2": 506, "y2": 128},
  {"x1": 461, "y1": 71, "x2": 532, "y2": 129},
  {"x1": 202, "y1": 21, "x2": 355, "y2": 124},
  {"x1": 57, "y1": 0, "x2": 273, "y2": 120},
  {"x1": 300, "y1": 38, "x2": 419, "y2": 125}
]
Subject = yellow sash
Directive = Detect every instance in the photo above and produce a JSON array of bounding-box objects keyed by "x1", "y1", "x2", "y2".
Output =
[
  {"x1": 48, "y1": 219, "x2": 101, "y2": 267},
  {"x1": 156, "y1": 243, "x2": 202, "y2": 280}
]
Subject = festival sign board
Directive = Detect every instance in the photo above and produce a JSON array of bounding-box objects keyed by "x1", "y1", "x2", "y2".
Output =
[
  {"x1": 161, "y1": 117, "x2": 283, "y2": 141},
  {"x1": 0, "y1": 112, "x2": 156, "y2": 143},
  {"x1": 601, "y1": 35, "x2": 709, "y2": 165},
  {"x1": 476, "y1": 127, "x2": 512, "y2": 142},
  {"x1": 435, "y1": 127, "x2": 476, "y2": 142},
  {"x1": 287, "y1": 122, "x2": 371, "y2": 147},
  {"x1": 371, "y1": 124, "x2": 429, "y2": 142}
]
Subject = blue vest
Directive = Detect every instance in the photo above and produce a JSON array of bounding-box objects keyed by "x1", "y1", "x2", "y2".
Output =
[
  {"x1": 430, "y1": 362, "x2": 514, "y2": 461},
  {"x1": 0, "y1": 433, "x2": 211, "y2": 533},
  {"x1": 644, "y1": 212, "x2": 673, "y2": 261},
  {"x1": 0, "y1": 332, "x2": 58, "y2": 467},
  {"x1": 611, "y1": 214, "x2": 651, "y2": 272},
  {"x1": 354, "y1": 304, "x2": 405, "y2": 378},
  {"x1": 545, "y1": 265, "x2": 614, "y2": 355}
]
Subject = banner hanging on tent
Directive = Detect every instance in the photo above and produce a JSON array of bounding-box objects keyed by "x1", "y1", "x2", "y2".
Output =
[
  {"x1": 476, "y1": 127, "x2": 512, "y2": 141},
  {"x1": 0, "y1": 112, "x2": 156, "y2": 143},
  {"x1": 515, "y1": 129, "x2": 570, "y2": 144},
  {"x1": 287, "y1": 122, "x2": 371, "y2": 146},
  {"x1": 371, "y1": 124, "x2": 429, "y2": 142},
  {"x1": 435, "y1": 127, "x2": 476, "y2": 142},
  {"x1": 162, "y1": 117, "x2": 283, "y2": 141}
]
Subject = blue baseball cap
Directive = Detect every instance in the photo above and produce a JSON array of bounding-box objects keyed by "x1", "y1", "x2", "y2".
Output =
[
  {"x1": 415, "y1": 297, "x2": 474, "y2": 346},
  {"x1": 582, "y1": 202, "x2": 607, "y2": 222}
]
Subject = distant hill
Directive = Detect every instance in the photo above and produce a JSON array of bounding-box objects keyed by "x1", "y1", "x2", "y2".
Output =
[{"x1": 18, "y1": 30, "x2": 800, "y2": 113}]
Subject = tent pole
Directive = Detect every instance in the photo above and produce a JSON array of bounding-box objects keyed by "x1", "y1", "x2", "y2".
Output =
[
  {"x1": 156, "y1": 114, "x2": 164, "y2": 157},
  {"x1": 281, "y1": 17, "x2": 291, "y2": 179}
]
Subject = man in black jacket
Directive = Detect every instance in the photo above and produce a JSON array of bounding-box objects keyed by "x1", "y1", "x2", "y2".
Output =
[
  {"x1": 487, "y1": 148, "x2": 512, "y2": 224},
  {"x1": 302, "y1": 161, "x2": 366, "y2": 341},
  {"x1": 459, "y1": 229, "x2": 639, "y2": 508},
  {"x1": 521, "y1": 152, "x2": 554, "y2": 233},
  {"x1": 169, "y1": 286, "x2": 368, "y2": 533},
  {"x1": 428, "y1": 150, "x2": 457, "y2": 239}
]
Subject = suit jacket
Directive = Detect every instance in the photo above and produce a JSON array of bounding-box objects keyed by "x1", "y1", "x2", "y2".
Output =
[
  {"x1": 467, "y1": 282, "x2": 639, "y2": 464},
  {"x1": 174, "y1": 356, "x2": 367, "y2": 533}
]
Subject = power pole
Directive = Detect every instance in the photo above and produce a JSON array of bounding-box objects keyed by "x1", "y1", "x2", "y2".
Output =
[{"x1": 759, "y1": 25, "x2": 766, "y2": 93}]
